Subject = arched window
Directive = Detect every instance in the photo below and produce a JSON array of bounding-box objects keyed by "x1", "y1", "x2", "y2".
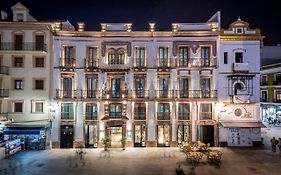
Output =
[
  {"x1": 234, "y1": 82, "x2": 244, "y2": 95},
  {"x1": 117, "y1": 50, "x2": 125, "y2": 64},
  {"x1": 107, "y1": 49, "x2": 115, "y2": 64}
]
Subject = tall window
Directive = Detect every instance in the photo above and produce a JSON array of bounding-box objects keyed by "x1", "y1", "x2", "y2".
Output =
[
  {"x1": 64, "y1": 46, "x2": 74, "y2": 66},
  {"x1": 235, "y1": 52, "x2": 243, "y2": 63},
  {"x1": 62, "y1": 77, "x2": 72, "y2": 98},
  {"x1": 158, "y1": 103, "x2": 170, "y2": 120},
  {"x1": 159, "y1": 47, "x2": 169, "y2": 66},
  {"x1": 111, "y1": 78, "x2": 121, "y2": 98},
  {"x1": 178, "y1": 104, "x2": 190, "y2": 120},
  {"x1": 260, "y1": 75, "x2": 267, "y2": 85},
  {"x1": 159, "y1": 78, "x2": 169, "y2": 98},
  {"x1": 261, "y1": 91, "x2": 268, "y2": 101},
  {"x1": 134, "y1": 103, "x2": 146, "y2": 120},
  {"x1": 179, "y1": 47, "x2": 188, "y2": 67},
  {"x1": 224, "y1": 52, "x2": 228, "y2": 64},
  {"x1": 117, "y1": 50, "x2": 125, "y2": 64},
  {"x1": 61, "y1": 103, "x2": 74, "y2": 120},
  {"x1": 87, "y1": 47, "x2": 98, "y2": 66},
  {"x1": 179, "y1": 78, "x2": 189, "y2": 98},
  {"x1": 14, "y1": 79, "x2": 23, "y2": 90},
  {"x1": 85, "y1": 103, "x2": 97, "y2": 120},
  {"x1": 135, "y1": 77, "x2": 145, "y2": 98},
  {"x1": 201, "y1": 77, "x2": 211, "y2": 97},
  {"x1": 200, "y1": 103, "x2": 212, "y2": 120},
  {"x1": 135, "y1": 47, "x2": 145, "y2": 66},
  {"x1": 201, "y1": 47, "x2": 210, "y2": 66},
  {"x1": 86, "y1": 77, "x2": 97, "y2": 98},
  {"x1": 109, "y1": 104, "x2": 122, "y2": 119},
  {"x1": 108, "y1": 49, "x2": 125, "y2": 64}
]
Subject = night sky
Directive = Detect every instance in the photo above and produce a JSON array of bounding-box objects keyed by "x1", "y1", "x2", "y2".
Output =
[{"x1": 1, "y1": 0, "x2": 280, "y2": 45}]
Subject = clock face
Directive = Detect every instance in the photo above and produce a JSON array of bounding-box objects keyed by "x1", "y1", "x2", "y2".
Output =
[{"x1": 252, "y1": 128, "x2": 260, "y2": 134}]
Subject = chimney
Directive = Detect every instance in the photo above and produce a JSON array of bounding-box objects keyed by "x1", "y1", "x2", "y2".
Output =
[{"x1": 77, "y1": 22, "x2": 85, "y2": 32}]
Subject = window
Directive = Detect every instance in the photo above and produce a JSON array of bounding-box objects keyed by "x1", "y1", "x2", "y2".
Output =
[
  {"x1": 62, "y1": 77, "x2": 73, "y2": 98},
  {"x1": 235, "y1": 52, "x2": 243, "y2": 63},
  {"x1": 13, "y1": 102, "x2": 23, "y2": 113},
  {"x1": 35, "y1": 80, "x2": 44, "y2": 90},
  {"x1": 200, "y1": 103, "x2": 212, "y2": 120},
  {"x1": 201, "y1": 77, "x2": 211, "y2": 97},
  {"x1": 159, "y1": 47, "x2": 169, "y2": 66},
  {"x1": 34, "y1": 57, "x2": 44, "y2": 67},
  {"x1": 135, "y1": 47, "x2": 145, "y2": 66},
  {"x1": 32, "y1": 101, "x2": 44, "y2": 113},
  {"x1": 109, "y1": 104, "x2": 122, "y2": 119},
  {"x1": 87, "y1": 47, "x2": 98, "y2": 66},
  {"x1": 134, "y1": 103, "x2": 146, "y2": 120},
  {"x1": 224, "y1": 52, "x2": 228, "y2": 64},
  {"x1": 201, "y1": 47, "x2": 210, "y2": 66},
  {"x1": 134, "y1": 77, "x2": 145, "y2": 98},
  {"x1": 14, "y1": 79, "x2": 23, "y2": 90},
  {"x1": 274, "y1": 74, "x2": 281, "y2": 85},
  {"x1": 63, "y1": 46, "x2": 74, "y2": 66},
  {"x1": 14, "y1": 57, "x2": 23, "y2": 67},
  {"x1": 260, "y1": 75, "x2": 267, "y2": 85},
  {"x1": 86, "y1": 77, "x2": 97, "y2": 98},
  {"x1": 179, "y1": 47, "x2": 188, "y2": 67},
  {"x1": 85, "y1": 103, "x2": 97, "y2": 120},
  {"x1": 261, "y1": 90, "x2": 268, "y2": 102},
  {"x1": 157, "y1": 103, "x2": 170, "y2": 120},
  {"x1": 61, "y1": 103, "x2": 74, "y2": 120},
  {"x1": 16, "y1": 13, "x2": 24, "y2": 22},
  {"x1": 237, "y1": 28, "x2": 243, "y2": 34},
  {"x1": 179, "y1": 78, "x2": 189, "y2": 98},
  {"x1": 159, "y1": 78, "x2": 169, "y2": 98},
  {"x1": 178, "y1": 104, "x2": 190, "y2": 120},
  {"x1": 275, "y1": 91, "x2": 281, "y2": 102}
]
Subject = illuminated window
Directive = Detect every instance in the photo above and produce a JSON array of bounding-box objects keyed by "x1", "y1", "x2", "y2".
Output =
[
  {"x1": 157, "y1": 103, "x2": 170, "y2": 120},
  {"x1": 134, "y1": 103, "x2": 146, "y2": 120},
  {"x1": 200, "y1": 103, "x2": 212, "y2": 120},
  {"x1": 179, "y1": 47, "x2": 188, "y2": 67},
  {"x1": 135, "y1": 47, "x2": 145, "y2": 66},
  {"x1": 61, "y1": 103, "x2": 74, "y2": 120},
  {"x1": 178, "y1": 104, "x2": 190, "y2": 120},
  {"x1": 14, "y1": 79, "x2": 23, "y2": 90},
  {"x1": 85, "y1": 103, "x2": 97, "y2": 120},
  {"x1": 109, "y1": 103, "x2": 122, "y2": 119},
  {"x1": 32, "y1": 101, "x2": 44, "y2": 113}
]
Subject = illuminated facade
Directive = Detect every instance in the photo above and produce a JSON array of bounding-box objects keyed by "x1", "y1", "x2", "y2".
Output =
[{"x1": 50, "y1": 14, "x2": 263, "y2": 148}]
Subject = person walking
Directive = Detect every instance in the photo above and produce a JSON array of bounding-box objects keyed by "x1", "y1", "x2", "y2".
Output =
[
  {"x1": 176, "y1": 164, "x2": 185, "y2": 175},
  {"x1": 270, "y1": 137, "x2": 278, "y2": 152}
]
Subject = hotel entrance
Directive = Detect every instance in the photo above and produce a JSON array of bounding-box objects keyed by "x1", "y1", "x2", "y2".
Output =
[
  {"x1": 157, "y1": 125, "x2": 170, "y2": 147},
  {"x1": 84, "y1": 124, "x2": 98, "y2": 148},
  {"x1": 134, "y1": 124, "x2": 146, "y2": 147},
  {"x1": 109, "y1": 126, "x2": 122, "y2": 148},
  {"x1": 197, "y1": 125, "x2": 214, "y2": 146}
]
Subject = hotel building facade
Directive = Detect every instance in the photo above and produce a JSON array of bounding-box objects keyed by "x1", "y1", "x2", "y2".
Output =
[{"x1": 50, "y1": 14, "x2": 263, "y2": 148}]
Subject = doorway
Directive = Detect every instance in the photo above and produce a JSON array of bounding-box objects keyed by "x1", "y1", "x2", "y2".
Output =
[
  {"x1": 157, "y1": 125, "x2": 170, "y2": 147},
  {"x1": 109, "y1": 126, "x2": 122, "y2": 148},
  {"x1": 84, "y1": 124, "x2": 98, "y2": 148},
  {"x1": 60, "y1": 125, "x2": 74, "y2": 148},
  {"x1": 15, "y1": 35, "x2": 23, "y2": 50},
  {"x1": 197, "y1": 125, "x2": 214, "y2": 146},
  {"x1": 134, "y1": 124, "x2": 146, "y2": 147},
  {"x1": 35, "y1": 35, "x2": 44, "y2": 50}
]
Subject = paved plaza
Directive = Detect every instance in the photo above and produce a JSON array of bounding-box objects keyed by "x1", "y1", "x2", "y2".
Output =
[{"x1": 0, "y1": 126, "x2": 281, "y2": 175}]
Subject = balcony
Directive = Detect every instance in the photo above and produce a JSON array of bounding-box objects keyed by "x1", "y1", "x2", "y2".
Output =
[
  {"x1": 157, "y1": 112, "x2": 170, "y2": 120},
  {"x1": 59, "y1": 58, "x2": 76, "y2": 71},
  {"x1": 0, "y1": 89, "x2": 9, "y2": 98},
  {"x1": 56, "y1": 89, "x2": 77, "y2": 99},
  {"x1": 84, "y1": 58, "x2": 98, "y2": 72},
  {"x1": 233, "y1": 63, "x2": 249, "y2": 72},
  {"x1": 81, "y1": 90, "x2": 99, "y2": 99},
  {"x1": 260, "y1": 98, "x2": 269, "y2": 102},
  {"x1": 109, "y1": 112, "x2": 122, "y2": 119},
  {"x1": 156, "y1": 90, "x2": 173, "y2": 98},
  {"x1": 0, "y1": 66, "x2": 9, "y2": 75},
  {"x1": 274, "y1": 98, "x2": 281, "y2": 103},
  {"x1": 178, "y1": 113, "x2": 190, "y2": 120},
  {"x1": 188, "y1": 58, "x2": 217, "y2": 68},
  {"x1": 100, "y1": 63, "x2": 130, "y2": 72},
  {"x1": 273, "y1": 81, "x2": 281, "y2": 86},
  {"x1": 85, "y1": 113, "x2": 98, "y2": 120},
  {"x1": 102, "y1": 90, "x2": 128, "y2": 99},
  {"x1": 133, "y1": 90, "x2": 149, "y2": 98},
  {"x1": 134, "y1": 112, "x2": 146, "y2": 120},
  {"x1": 174, "y1": 90, "x2": 217, "y2": 98},
  {"x1": 0, "y1": 42, "x2": 47, "y2": 52}
]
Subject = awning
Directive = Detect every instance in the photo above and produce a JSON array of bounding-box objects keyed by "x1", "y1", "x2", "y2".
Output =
[
  {"x1": 4, "y1": 120, "x2": 51, "y2": 135},
  {"x1": 220, "y1": 122, "x2": 266, "y2": 128}
]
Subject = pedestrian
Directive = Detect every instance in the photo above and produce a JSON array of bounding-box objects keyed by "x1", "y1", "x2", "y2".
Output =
[
  {"x1": 176, "y1": 164, "x2": 185, "y2": 175},
  {"x1": 270, "y1": 137, "x2": 278, "y2": 152},
  {"x1": 278, "y1": 137, "x2": 281, "y2": 154}
]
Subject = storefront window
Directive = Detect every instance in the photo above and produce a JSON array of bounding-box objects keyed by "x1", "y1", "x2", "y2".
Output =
[
  {"x1": 134, "y1": 125, "x2": 146, "y2": 147},
  {"x1": 157, "y1": 125, "x2": 170, "y2": 146},
  {"x1": 178, "y1": 125, "x2": 190, "y2": 145}
]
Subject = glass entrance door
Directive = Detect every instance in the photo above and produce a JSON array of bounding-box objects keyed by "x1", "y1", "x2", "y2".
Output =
[
  {"x1": 110, "y1": 126, "x2": 122, "y2": 148},
  {"x1": 84, "y1": 125, "x2": 97, "y2": 148},
  {"x1": 178, "y1": 125, "x2": 190, "y2": 145},
  {"x1": 157, "y1": 125, "x2": 170, "y2": 147},
  {"x1": 134, "y1": 124, "x2": 146, "y2": 147}
]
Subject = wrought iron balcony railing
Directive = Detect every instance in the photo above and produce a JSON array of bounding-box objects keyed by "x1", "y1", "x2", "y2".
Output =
[
  {"x1": 109, "y1": 112, "x2": 122, "y2": 119},
  {"x1": 157, "y1": 112, "x2": 170, "y2": 120},
  {"x1": 61, "y1": 113, "x2": 74, "y2": 120},
  {"x1": 134, "y1": 112, "x2": 146, "y2": 120},
  {"x1": 0, "y1": 66, "x2": 9, "y2": 75},
  {"x1": 260, "y1": 98, "x2": 269, "y2": 102},
  {"x1": 178, "y1": 112, "x2": 190, "y2": 120},
  {"x1": 84, "y1": 58, "x2": 98, "y2": 68},
  {"x1": 157, "y1": 58, "x2": 170, "y2": 67},
  {"x1": 59, "y1": 58, "x2": 76, "y2": 68},
  {"x1": 156, "y1": 90, "x2": 173, "y2": 98},
  {"x1": 0, "y1": 89, "x2": 9, "y2": 98},
  {"x1": 174, "y1": 90, "x2": 217, "y2": 98},
  {"x1": 0, "y1": 42, "x2": 47, "y2": 52},
  {"x1": 56, "y1": 89, "x2": 77, "y2": 99},
  {"x1": 102, "y1": 90, "x2": 128, "y2": 99},
  {"x1": 85, "y1": 113, "x2": 98, "y2": 120},
  {"x1": 133, "y1": 90, "x2": 149, "y2": 98},
  {"x1": 81, "y1": 90, "x2": 99, "y2": 99}
]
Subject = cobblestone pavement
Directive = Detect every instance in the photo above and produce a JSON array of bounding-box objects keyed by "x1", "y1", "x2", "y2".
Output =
[{"x1": 0, "y1": 146, "x2": 281, "y2": 175}]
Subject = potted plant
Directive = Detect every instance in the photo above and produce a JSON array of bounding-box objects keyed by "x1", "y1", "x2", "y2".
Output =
[
  {"x1": 120, "y1": 137, "x2": 127, "y2": 150},
  {"x1": 101, "y1": 136, "x2": 110, "y2": 151}
]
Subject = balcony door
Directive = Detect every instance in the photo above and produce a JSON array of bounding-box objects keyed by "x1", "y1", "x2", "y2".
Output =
[
  {"x1": 201, "y1": 47, "x2": 210, "y2": 66},
  {"x1": 35, "y1": 35, "x2": 44, "y2": 50},
  {"x1": 15, "y1": 34, "x2": 23, "y2": 50},
  {"x1": 64, "y1": 46, "x2": 74, "y2": 66},
  {"x1": 63, "y1": 78, "x2": 72, "y2": 98},
  {"x1": 159, "y1": 47, "x2": 169, "y2": 66},
  {"x1": 201, "y1": 77, "x2": 210, "y2": 97},
  {"x1": 135, "y1": 77, "x2": 145, "y2": 98},
  {"x1": 111, "y1": 78, "x2": 121, "y2": 98},
  {"x1": 179, "y1": 78, "x2": 189, "y2": 98},
  {"x1": 87, "y1": 77, "x2": 97, "y2": 98},
  {"x1": 159, "y1": 78, "x2": 169, "y2": 98}
]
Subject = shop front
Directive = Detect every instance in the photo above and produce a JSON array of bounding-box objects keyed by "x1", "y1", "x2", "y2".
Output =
[
  {"x1": 177, "y1": 123, "x2": 191, "y2": 145},
  {"x1": 157, "y1": 124, "x2": 171, "y2": 147},
  {"x1": 4, "y1": 122, "x2": 50, "y2": 150},
  {"x1": 134, "y1": 124, "x2": 146, "y2": 147}
]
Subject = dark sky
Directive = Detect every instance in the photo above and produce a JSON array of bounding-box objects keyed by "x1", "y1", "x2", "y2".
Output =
[{"x1": 1, "y1": 0, "x2": 280, "y2": 45}]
